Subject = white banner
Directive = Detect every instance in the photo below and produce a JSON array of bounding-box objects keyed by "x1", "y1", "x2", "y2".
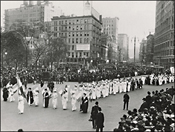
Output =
[
  {"x1": 76, "y1": 44, "x2": 90, "y2": 50},
  {"x1": 170, "y1": 67, "x2": 174, "y2": 74}
]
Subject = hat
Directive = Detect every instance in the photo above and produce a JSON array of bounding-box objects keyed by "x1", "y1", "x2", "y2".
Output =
[
  {"x1": 95, "y1": 101, "x2": 98, "y2": 105},
  {"x1": 53, "y1": 89, "x2": 57, "y2": 92},
  {"x1": 142, "y1": 98, "x2": 146, "y2": 101},
  {"x1": 98, "y1": 107, "x2": 102, "y2": 111}
]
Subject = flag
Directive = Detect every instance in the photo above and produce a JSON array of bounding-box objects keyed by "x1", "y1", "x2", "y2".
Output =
[
  {"x1": 16, "y1": 73, "x2": 26, "y2": 98},
  {"x1": 12, "y1": 84, "x2": 18, "y2": 94},
  {"x1": 19, "y1": 86, "x2": 26, "y2": 98},
  {"x1": 16, "y1": 73, "x2": 22, "y2": 87},
  {"x1": 6, "y1": 82, "x2": 12, "y2": 88}
]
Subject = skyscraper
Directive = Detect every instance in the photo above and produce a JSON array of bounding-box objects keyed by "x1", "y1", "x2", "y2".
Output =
[{"x1": 154, "y1": 1, "x2": 174, "y2": 69}]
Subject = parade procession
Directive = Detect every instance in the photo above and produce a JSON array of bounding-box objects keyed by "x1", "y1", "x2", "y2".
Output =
[
  {"x1": 2, "y1": 72, "x2": 174, "y2": 113},
  {"x1": 1, "y1": 0, "x2": 175, "y2": 131}
]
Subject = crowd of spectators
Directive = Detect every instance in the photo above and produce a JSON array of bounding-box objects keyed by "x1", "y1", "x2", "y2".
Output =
[
  {"x1": 113, "y1": 86, "x2": 175, "y2": 132},
  {"x1": 1, "y1": 62, "x2": 170, "y2": 88}
]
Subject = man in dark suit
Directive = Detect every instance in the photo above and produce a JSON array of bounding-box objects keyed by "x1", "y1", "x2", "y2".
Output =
[
  {"x1": 90, "y1": 101, "x2": 100, "y2": 129},
  {"x1": 96, "y1": 107, "x2": 104, "y2": 132},
  {"x1": 123, "y1": 91, "x2": 130, "y2": 110}
]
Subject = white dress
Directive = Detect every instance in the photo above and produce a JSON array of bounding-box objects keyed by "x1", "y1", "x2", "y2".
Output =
[
  {"x1": 123, "y1": 81, "x2": 127, "y2": 93},
  {"x1": 61, "y1": 92, "x2": 68, "y2": 110},
  {"x1": 128, "y1": 81, "x2": 131, "y2": 92},
  {"x1": 119, "y1": 82, "x2": 122, "y2": 93},
  {"x1": 18, "y1": 95, "x2": 24, "y2": 114},
  {"x1": 96, "y1": 86, "x2": 101, "y2": 99},
  {"x1": 113, "y1": 83, "x2": 117, "y2": 94},
  {"x1": 9, "y1": 88, "x2": 15, "y2": 102},
  {"x1": 33, "y1": 91, "x2": 39, "y2": 106},
  {"x1": 52, "y1": 92, "x2": 58, "y2": 109},
  {"x1": 71, "y1": 93, "x2": 77, "y2": 111}
]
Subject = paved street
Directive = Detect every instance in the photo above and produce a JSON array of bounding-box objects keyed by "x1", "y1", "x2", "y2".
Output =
[{"x1": 1, "y1": 82, "x2": 174, "y2": 131}]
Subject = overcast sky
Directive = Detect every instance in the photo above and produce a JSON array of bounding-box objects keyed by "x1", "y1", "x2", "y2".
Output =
[{"x1": 1, "y1": 1, "x2": 156, "y2": 58}]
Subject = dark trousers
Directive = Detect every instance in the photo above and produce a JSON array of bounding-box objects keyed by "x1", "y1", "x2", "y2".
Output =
[
  {"x1": 123, "y1": 101, "x2": 129, "y2": 110},
  {"x1": 92, "y1": 119, "x2": 96, "y2": 128},
  {"x1": 96, "y1": 126, "x2": 103, "y2": 132}
]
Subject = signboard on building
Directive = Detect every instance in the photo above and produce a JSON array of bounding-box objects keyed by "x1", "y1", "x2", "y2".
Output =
[
  {"x1": 76, "y1": 44, "x2": 90, "y2": 51},
  {"x1": 91, "y1": 7, "x2": 100, "y2": 21}
]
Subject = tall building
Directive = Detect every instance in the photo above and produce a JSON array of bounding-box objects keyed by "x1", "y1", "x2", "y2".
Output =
[
  {"x1": 51, "y1": 15, "x2": 102, "y2": 64},
  {"x1": 146, "y1": 33, "x2": 154, "y2": 65},
  {"x1": 154, "y1": 1, "x2": 174, "y2": 69},
  {"x1": 102, "y1": 17, "x2": 119, "y2": 62},
  {"x1": 102, "y1": 17, "x2": 119, "y2": 43},
  {"x1": 118, "y1": 34, "x2": 129, "y2": 61},
  {"x1": 139, "y1": 39, "x2": 147, "y2": 64},
  {"x1": 4, "y1": 0, "x2": 63, "y2": 31}
]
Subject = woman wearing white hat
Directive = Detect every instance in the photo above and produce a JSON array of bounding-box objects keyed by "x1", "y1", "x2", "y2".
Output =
[
  {"x1": 8, "y1": 86, "x2": 15, "y2": 102},
  {"x1": 18, "y1": 91, "x2": 25, "y2": 114},
  {"x1": 71, "y1": 89, "x2": 77, "y2": 111},
  {"x1": 61, "y1": 86, "x2": 69, "y2": 110},
  {"x1": 52, "y1": 89, "x2": 58, "y2": 109},
  {"x1": 33, "y1": 87, "x2": 39, "y2": 107}
]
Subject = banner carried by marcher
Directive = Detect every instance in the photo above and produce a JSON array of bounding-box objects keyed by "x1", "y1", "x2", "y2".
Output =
[{"x1": 170, "y1": 67, "x2": 174, "y2": 74}]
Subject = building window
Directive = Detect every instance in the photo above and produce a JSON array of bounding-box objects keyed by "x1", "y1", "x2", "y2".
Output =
[
  {"x1": 76, "y1": 38, "x2": 78, "y2": 43},
  {"x1": 76, "y1": 26, "x2": 79, "y2": 30},
  {"x1": 76, "y1": 52, "x2": 78, "y2": 58},
  {"x1": 79, "y1": 52, "x2": 82, "y2": 58},
  {"x1": 68, "y1": 52, "x2": 70, "y2": 57},
  {"x1": 68, "y1": 45, "x2": 71, "y2": 50},
  {"x1": 54, "y1": 27, "x2": 57, "y2": 31},
  {"x1": 69, "y1": 38, "x2": 71, "y2": 43},
  {"x1": 72, "y1": 45, "x2": 74, "y2": 50},
  {"x1": 72, "y1": 33, "x2": 74, "y2": 37},
  {"x1": 76, "y1": 33, "x2": 78, "y2": 36},
  {"x1": 54, "y1": 21, "x2": 57, "y2": 26},
  {"x1": 72, "y1": 52, "x2": 74, "y2": 58},
  {"x1": 87, "y1": 38, "x2": 89, "y2": 43},
  {"x1": 72, "y1": 38, "x2": 74, "y2": 43},
  {"x1": 80, "y1": 38, "x2": 82, "y2": 43},
  {"x1": 80, "y1": 33, "x2": 82, "y2": 36},
  {"x1": 84, "y1": 38, "x2": 86, "y2": 43}
]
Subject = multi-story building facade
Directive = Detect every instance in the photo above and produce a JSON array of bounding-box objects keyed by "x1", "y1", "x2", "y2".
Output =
[
  {"x1": 100, "y1": 33, "x2": 109, "y2": 61},
  {"x1": 146, "y1": 33, "x2": 154, "y2": 65},
  {"x1": 154, "y1": 1, "x2": 174, "y2": 69},
  {"x1": 102, "y1": 17, "x2": 119, "y2": 62},
  {"x1": 51, "y1": 15, "x2": 102, "y2": 64},
  {"x1": 4, "y1": 0, "x2": 62, "y2": 31},
  {"x1": 102, "y1": 17, "x2": 119, "y2": 43},
  {"x1": 139, "y1": 39, "x2": 147, "y2": 65},
  {"x1": 118, "y1": 34, "x2": 129, "y2": 62}
]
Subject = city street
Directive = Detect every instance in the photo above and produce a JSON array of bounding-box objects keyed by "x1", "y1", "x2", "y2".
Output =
[{"x1": 1, "y1": 81, "x2": 174, "y2": 131}]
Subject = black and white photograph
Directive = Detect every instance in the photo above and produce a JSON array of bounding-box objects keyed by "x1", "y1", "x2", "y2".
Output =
[{"x1": 1, "y1": 1, "x2": 175, "y2": 131}]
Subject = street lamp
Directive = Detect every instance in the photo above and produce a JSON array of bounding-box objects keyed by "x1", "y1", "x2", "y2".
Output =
[{"x1": 2, "y1": 51, "x2": 8, "y2": 72}]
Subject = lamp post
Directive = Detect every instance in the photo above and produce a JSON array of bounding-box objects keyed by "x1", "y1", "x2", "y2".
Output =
[{"x1": 1, "y1": 51, "x2": 8, "y2": 73}]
